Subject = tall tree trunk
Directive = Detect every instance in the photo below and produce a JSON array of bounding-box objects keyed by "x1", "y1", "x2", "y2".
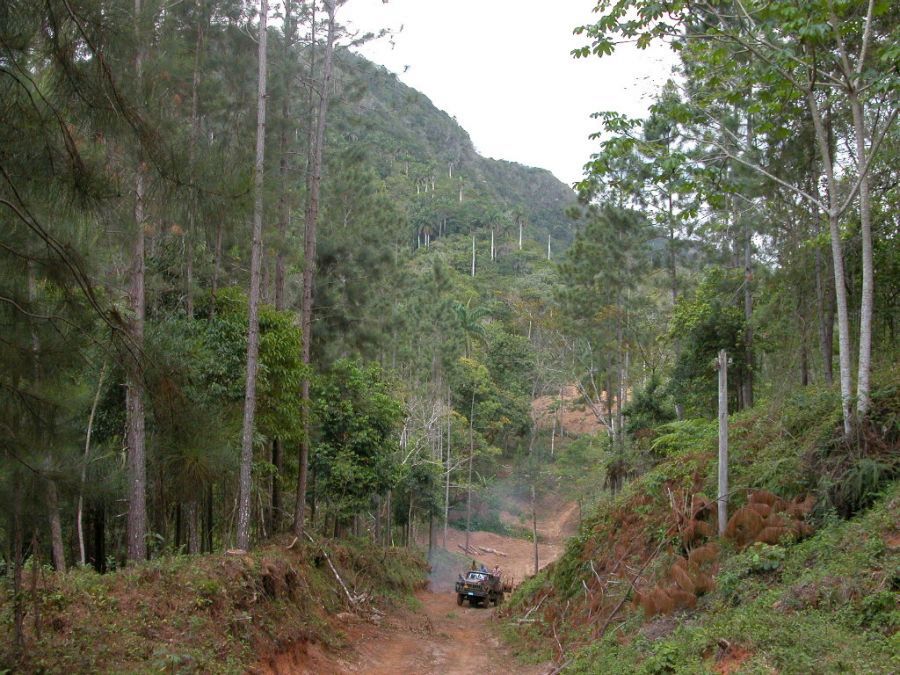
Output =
[
  {"x1": 236, "y1": 0, "x2": 269, "y2": 551},
  {"x1": 406, "y1": 490, "x2": 414, "y2": 548},
  {"x1": 742, "y1": 215, "x2": 754, "y2": 408},
  {"x1": 294, "y1": 0, "x2": 337, "y2": 536},
  {"x1": 270, "y1": 3, "x2": 292, "y2": 534},
  {"x1": 799, "y1": 291, "x2": 810, "y2": 386},
  {"x1": 91, "y1": 501, "x2": 106, "y2": 572},
  {"x1": 814, "y1": 218, "x2": 835, "y2": 385},
  {"x1": 185, "y1": 1, "x2": 204, "y2": 319},
  {"x1": 126, "y1": 0, "x2": 148, "y2": 563},
  {"x1": 270, "y1": 438, "x2": 282, "y2": 533},
  {"x1": 186, "y1": 19, "x2": 204, "y2": 543},
  {"x1": 184, "y1": 501, "x2": 200, "y2": 554},
  {"x1": 27, "y1": 262, "x2": 66, "y2": 572},
  {"x1": 827, "y1": 0, "x2": 877, "y2": 418},
  {"x1": 12, "y1": 469, "x2": 24, "y2": 656},
  {"x1": 808, "y1": 88, "x2": 853, "y2": 437},
  {"x1": 386, "y1": 488, "x2": 392, "y2": 546},
  {"x1": 78, "y1": 363, "x2": 106, "y2": 566},
  {"x1": 374, "y1": 494, "x2": 382, "y2": 545},
  {"x1": 211, "y1": 221, "x2": 223, "y2": 309},
  {"x1": 205, "y1": 484, "x2": 213, "y2": 552},
  {"x1": 46, "y1": 479, "x2": 66, "y2": 572},
  {"x1": 849, "y1": 94, "x2": 873, "y2": 418},
  {"x1": 668, "y1": 202, "x2": 685, "y2": 420}
]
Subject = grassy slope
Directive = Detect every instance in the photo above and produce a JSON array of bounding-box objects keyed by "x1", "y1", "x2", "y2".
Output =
[
  {"x1": 501, "y1": 375, "x2": 899, "y2": 674},
  {"x1": 1, "y1": 538, "x2": 426, "y2": 673}
]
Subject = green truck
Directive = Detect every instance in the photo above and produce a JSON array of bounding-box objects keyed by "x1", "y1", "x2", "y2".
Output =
[{"x1": 455, "y1": 570, "x2": 504, "y2": 607}]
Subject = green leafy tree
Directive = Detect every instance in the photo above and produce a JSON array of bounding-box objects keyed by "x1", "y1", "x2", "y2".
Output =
[{"x1": 311, "y1": 359, "x2": 404, "y2": 528}]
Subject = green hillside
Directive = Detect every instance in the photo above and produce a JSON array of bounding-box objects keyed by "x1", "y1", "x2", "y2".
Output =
[
  {"x1": 502, "y1": 374, "x2": 899, "y2": 673},
  {"x1": 334, "y1": 51, "x2": 578, "y2": 248}
]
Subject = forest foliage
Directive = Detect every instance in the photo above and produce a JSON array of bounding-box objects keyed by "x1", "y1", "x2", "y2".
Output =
[{"x1": 1, "y1": 0, "x2": 897, "y2": 669}]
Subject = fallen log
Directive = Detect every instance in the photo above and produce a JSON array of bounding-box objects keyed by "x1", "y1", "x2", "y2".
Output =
[
  {"x1": 477, "y1": 545, "x2": 508, "y2": 557},
  {"x1": 304, "y1": 532, "x2": 356, "y2": 607}
]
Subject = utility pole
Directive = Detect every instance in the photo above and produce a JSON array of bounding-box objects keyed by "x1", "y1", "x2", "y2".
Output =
[
  {"x1": 465, "y1": 391, "x2": 475, "y2": 554},
  {"x1": 444, "y1": 386, "x2": 451, "y2": 549},
  {"x1": 717, "y1": 350, "x2": 729, "y2": 536}
]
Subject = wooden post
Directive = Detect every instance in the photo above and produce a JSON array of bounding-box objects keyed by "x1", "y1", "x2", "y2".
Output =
[
  {"x1": 531, "y1": 483, "x2": 539, "y2": 575},
  {"x1": 717, "y1": 349, "x2": 729, "y2": 536},
  {"x1": 444, "y1": 387, "x2": 451, "y2": 549},
  {"x1": 465, "y1": 390, "x2": 475, "y2": 554}
]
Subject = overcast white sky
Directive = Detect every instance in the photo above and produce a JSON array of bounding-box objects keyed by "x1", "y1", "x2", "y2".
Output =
[{"x1": 340, "y1": 0, "x2": 677, "y2": 187}]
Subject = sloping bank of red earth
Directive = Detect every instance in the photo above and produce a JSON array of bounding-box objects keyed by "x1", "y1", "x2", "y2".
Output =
[
  {"x1": 1, "y1": 537, "x2": 425, "y2": 673},
  {"x1": 501, "y1": 382, "x2": 899, "y2": 673}
]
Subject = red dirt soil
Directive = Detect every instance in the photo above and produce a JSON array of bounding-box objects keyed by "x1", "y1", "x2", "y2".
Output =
[
  {"x1": 532, "y1": 384, "x2": 608, "y2": 436},
  {"x1": 257, "y1": 501, "x2": 578, "y2": 674}
]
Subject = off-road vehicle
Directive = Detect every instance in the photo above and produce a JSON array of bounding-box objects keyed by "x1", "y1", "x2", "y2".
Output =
[{"x1": 454, "y1": 570, "x2": 504, "y2": 607}]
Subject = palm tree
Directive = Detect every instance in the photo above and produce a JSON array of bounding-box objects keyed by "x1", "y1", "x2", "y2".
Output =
[{"x1": 453, "y1": 299, "x2": 490, "y2": 358}]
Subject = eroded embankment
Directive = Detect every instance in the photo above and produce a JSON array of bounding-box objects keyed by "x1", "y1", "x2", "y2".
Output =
[
  {"x1": 261, "y1": 498, "x2": 580, "y2": 674},
  {"x1": 0, "y1": 538, "x2": 425, "y2": 673},
  {"x1": 502, "y1": 383, "x2": 900, "y2": 673}
]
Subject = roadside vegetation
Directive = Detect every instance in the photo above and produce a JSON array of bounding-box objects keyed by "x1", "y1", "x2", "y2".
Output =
[
  {"x1": 502, "y1": 372, "x2": 899, "y2": 673},
  {"x1": 0, "y1": 539, "x2": 425, "y2": 673}
]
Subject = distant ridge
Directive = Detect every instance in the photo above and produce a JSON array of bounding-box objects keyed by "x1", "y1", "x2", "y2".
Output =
[{"x1": 332, "y1": 49, "x2": 578, "y2": 248}]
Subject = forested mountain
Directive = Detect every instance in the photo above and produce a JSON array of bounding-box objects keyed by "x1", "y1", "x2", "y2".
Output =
[
  {"x1": 0, "y1": 0, "x2": 574, "y2": 608},
  {"x1": 333, "y1": 51, "x2": 578, "y2": 247}
]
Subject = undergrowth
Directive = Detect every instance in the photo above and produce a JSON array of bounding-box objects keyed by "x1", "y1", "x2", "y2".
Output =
[
  {"x1": 502, "y1": 372, "x2": 900, "y2": 673},
  {"x1": 0, "y1": 537, "x2": 427, "y2": 673}
]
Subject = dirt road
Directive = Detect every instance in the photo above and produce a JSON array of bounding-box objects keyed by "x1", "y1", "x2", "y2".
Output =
[
  {"x1": 258, "y1": 501, "x2": 577, "y2": 674},
  {"x1": 258, "y1": 574, "x2": 549, "y2": 675},
  {"x1": 344, "y1": 589, "x2": 547, "y2": 675}
]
